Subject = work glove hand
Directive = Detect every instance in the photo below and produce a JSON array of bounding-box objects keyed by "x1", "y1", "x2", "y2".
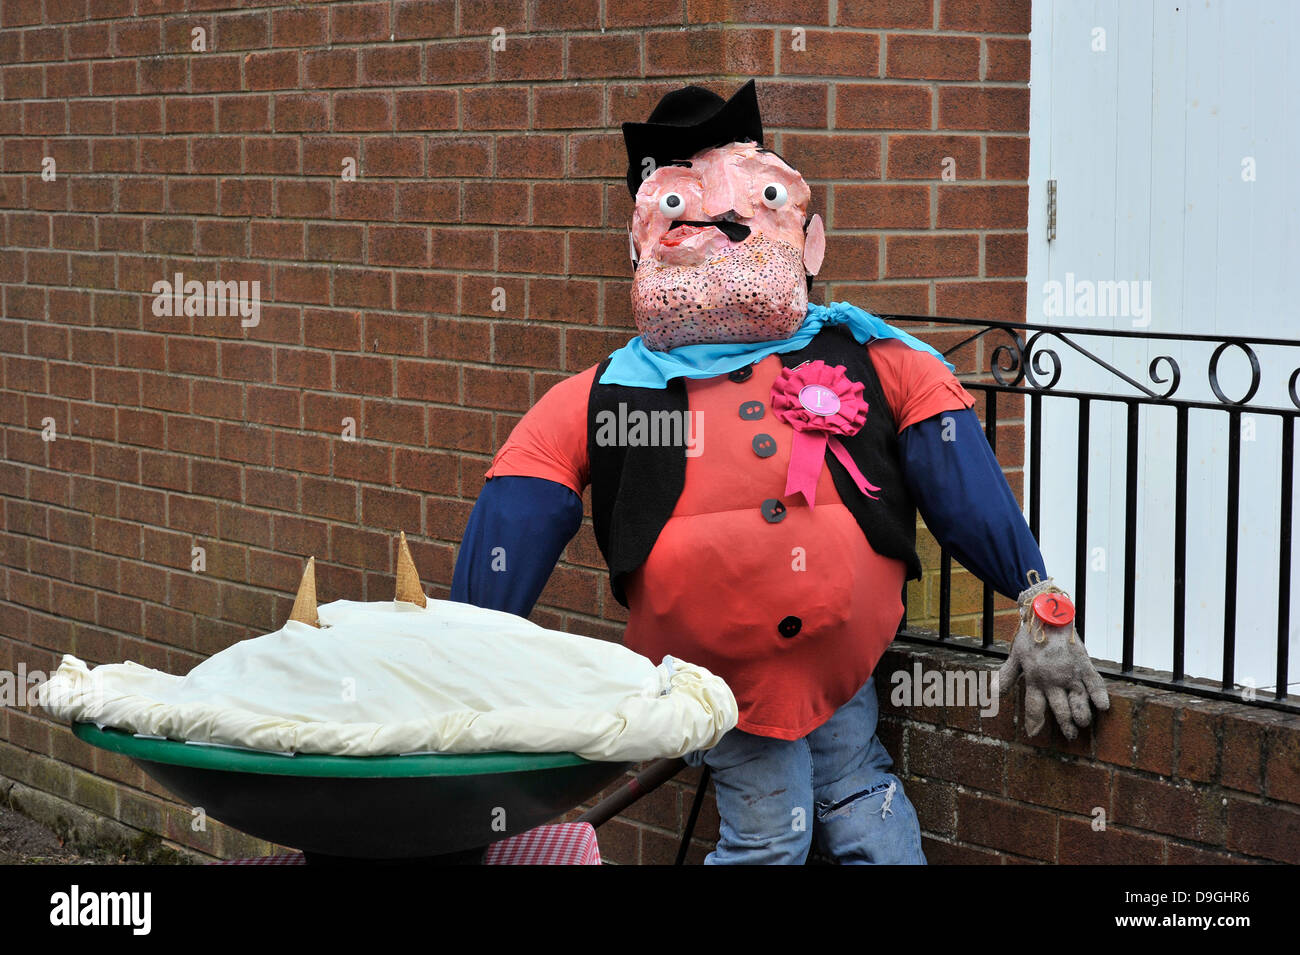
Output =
[{"x1": 996, "y1": 573, "x2": 1110, "y2": 739}]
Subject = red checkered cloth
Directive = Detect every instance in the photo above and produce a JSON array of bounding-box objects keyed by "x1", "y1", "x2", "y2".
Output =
[
  {"x1": 214, "y1": 853, "x2": 306, "y2": 865},
  {"x1": 211, "y1": 822, "x2": 601, "y2": 865},
  {"x1": 484, "y1": 821, "x2": 600, "y2": 865}
]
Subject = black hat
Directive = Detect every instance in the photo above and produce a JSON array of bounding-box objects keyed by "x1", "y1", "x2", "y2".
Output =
[{"x1": 621, "y1": 79, "x2": 764, "y2": 198}]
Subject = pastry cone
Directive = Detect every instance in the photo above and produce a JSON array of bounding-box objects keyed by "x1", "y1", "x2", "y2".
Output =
[
  {"x1": 288, "y1": 556, "x2": 320, "y2": 627},
  {"x1": 395, "y1": 531, "x2": 427, "y2": 607}
]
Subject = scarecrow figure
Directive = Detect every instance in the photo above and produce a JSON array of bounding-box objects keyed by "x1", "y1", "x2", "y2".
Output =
[{"x1": 452, "y1": 80, "x2": 1109, "y2": 864}]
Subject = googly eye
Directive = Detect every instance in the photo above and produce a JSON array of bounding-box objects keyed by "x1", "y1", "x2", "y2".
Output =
[
  {"x1": 761, "y1": 182, "x2": 788, "y2": 210},
  {"x1": 659, "y1": 192, "x2": 686, "y2": 218}
]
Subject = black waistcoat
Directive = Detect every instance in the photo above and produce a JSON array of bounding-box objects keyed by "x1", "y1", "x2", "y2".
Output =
[{"x1": 588, "y1": 325, "x2": 921, "y2": 607}]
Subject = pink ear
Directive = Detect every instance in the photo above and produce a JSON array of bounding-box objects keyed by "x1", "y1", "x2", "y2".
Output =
[{"x1": 802, "y1": 213, "x2": 825, "y2": 276}]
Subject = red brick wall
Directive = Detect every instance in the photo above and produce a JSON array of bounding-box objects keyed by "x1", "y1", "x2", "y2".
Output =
[{"x1": 0, "y1": 0, "x2": 1137, "y2": 862}]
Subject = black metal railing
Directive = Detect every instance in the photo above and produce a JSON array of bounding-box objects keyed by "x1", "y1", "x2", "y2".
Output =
[{"x1": 890, "y1": 314, "x2": 1299, "y2": 714}]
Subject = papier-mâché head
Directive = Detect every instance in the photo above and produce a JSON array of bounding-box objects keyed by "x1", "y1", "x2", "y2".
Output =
[
  {"x1": 629, "y1": 141, "x2": 825, "y2": 351},
  {"x1": 621, "y1": 81, "x2": 824, "y2": 351}
]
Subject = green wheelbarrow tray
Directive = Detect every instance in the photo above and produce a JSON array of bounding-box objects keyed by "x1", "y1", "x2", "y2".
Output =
[{"x1": 73, "y1": 722, "x2": 633, "y2": 862}]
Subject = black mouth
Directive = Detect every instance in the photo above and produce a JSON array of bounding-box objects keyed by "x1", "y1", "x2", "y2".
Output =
[{"x1": 665, "y1": 219, "x2": 752, "y2": 242}]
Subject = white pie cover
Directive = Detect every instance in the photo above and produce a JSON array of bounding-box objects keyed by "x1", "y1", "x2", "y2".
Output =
[{"x1": 37, "y1": 598, "x2": 738, "y2": 762}]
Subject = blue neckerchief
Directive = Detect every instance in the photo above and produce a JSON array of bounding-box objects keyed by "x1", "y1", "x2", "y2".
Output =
[{"x1": 598, "y1": 301, "x2": 956, "y2": 388}]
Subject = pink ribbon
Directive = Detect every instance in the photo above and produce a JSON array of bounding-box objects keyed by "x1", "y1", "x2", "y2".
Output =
[{"x1": 770, "y1": 361, "x2": 880, "y2": 509}]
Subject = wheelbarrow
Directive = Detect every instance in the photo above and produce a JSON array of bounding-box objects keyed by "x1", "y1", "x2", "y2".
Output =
[
  {"x1": 57, "y1": 539, "x2": 717, "y2": 864},
  {"x1": 74, "y1": 723, "x2": 706, "y2": 864}
]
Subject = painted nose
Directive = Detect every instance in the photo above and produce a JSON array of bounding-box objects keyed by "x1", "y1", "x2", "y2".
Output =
[{"x1": 701, "y1": 174, "x2": 753, "y2": 219}]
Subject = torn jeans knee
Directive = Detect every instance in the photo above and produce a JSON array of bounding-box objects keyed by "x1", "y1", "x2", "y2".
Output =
[{"x1": 813, "y1": 770, "x2": 926, "y2": 865}]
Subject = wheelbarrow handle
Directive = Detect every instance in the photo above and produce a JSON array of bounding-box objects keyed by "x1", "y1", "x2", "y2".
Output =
[{"x1": 575, "y1": 757, "x2": 687, "y2": 828}]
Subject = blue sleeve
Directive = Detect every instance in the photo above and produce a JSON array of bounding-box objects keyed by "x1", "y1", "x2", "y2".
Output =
[
  {"x1": 898, "y1": 407, "x2": 1046, "y2": 601},
  {"x1": 450, "y1": 475, "x2": 584, "y2": 617}
]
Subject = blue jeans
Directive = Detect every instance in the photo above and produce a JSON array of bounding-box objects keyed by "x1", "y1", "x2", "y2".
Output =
[{"x1": 685, "y1": 677, "x2": 926, "y2": 865}]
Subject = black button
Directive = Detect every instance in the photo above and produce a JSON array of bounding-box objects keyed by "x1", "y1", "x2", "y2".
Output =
[
  {"x1": 738, "y1": 400, "x2": 765, "y2": 421},
  {"x1": 760, "y1": 498, "x2": 787, "y2": 523},
  {"x1": 729, "y1": 366, "x2": 753, "y2": 383},
  {"x1": 752, "y1": 433, "x2": 777, "y2": 458},
  {"x1": 778, "y1": 616, "x2": 802, "y2": 638}
]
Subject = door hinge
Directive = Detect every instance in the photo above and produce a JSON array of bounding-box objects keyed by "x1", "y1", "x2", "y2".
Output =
[{"x1": 1046, "y1": 179, "x2": 1057, "y2": 242}]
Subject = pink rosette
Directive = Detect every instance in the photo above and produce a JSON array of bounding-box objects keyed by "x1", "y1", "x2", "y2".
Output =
[{"x1": 770, "y1": 360, "x2": 881, "y2": 509}]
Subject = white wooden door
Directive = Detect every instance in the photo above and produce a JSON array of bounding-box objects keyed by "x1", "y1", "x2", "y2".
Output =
[{"x1": 1027, "y1": 0, "x2": 1299, "y2": 694}]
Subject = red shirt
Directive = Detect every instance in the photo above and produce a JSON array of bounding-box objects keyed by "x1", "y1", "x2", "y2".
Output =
[{"x1": 486, "y1": 339, "x2": 974, "y2": 739}]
